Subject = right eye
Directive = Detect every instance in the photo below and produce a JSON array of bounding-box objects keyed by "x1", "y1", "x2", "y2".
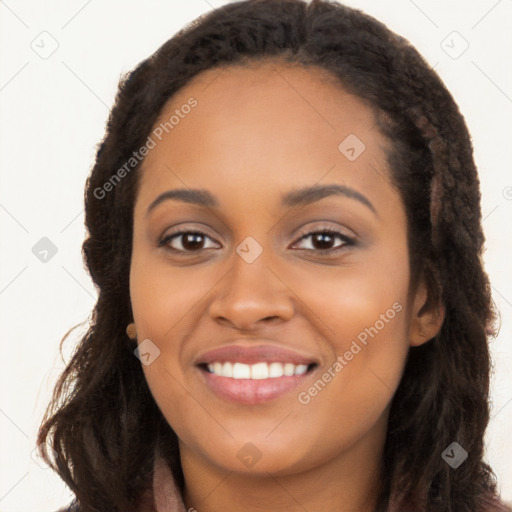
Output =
[{"x1": 157, "y1": 230, "x2": 221, "y2": 253}]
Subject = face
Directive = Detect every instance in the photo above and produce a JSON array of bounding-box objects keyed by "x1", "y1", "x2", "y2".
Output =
[{"x1": 129, "y1": 60, "x2": 421, "y2": 477}]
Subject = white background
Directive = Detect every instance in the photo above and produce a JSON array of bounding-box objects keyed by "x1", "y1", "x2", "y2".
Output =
[{"x1": 0, "y1": 1, "x2": 511, "y2": 510}]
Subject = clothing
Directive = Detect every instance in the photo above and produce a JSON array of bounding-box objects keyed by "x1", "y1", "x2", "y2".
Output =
[
  {"x1": 150, "y1": 451, "x2": 187, "y2": 512},
  {"x1": 55, "y1": 450, "x2": 187, "y2": 512},
  {"x1": 52, "y1": 456, "x2": 512, "y2": 512}
]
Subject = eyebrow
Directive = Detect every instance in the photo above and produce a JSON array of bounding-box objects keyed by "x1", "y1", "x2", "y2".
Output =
[{"x1": 146, "y1": 184, "x2": 377, "y2": 217}]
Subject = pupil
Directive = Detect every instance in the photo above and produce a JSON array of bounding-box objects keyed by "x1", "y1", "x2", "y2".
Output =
[
  {"x1": 183, "y1": 233, "x2": 203, "y2": 250},
  {"x1": 314, "y1": 233, "x2": 333, "y2": 249}
]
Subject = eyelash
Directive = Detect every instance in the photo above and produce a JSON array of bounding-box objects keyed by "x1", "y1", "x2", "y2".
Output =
[{"x1": 157, "y1": 226, "x2": 356, "y2": 255}]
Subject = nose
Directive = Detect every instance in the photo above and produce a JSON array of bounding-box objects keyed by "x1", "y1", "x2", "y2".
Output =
[{"x1": 208, "y1": 246, "x2": 295, "y2": 331}]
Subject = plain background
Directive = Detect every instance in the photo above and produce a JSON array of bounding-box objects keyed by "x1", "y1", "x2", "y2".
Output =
[{"x1": 0, "y1": 1, "x2": 510, "y2": 510}]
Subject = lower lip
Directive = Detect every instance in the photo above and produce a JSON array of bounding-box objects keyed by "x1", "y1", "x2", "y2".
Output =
[{"x1": 197, "y1": 366, "x2": 315, "y2": 404}]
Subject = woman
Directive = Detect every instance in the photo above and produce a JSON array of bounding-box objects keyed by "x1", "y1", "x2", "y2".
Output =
[{"x1": 38, "y1": 0, "x2": 511, "y2": 510}]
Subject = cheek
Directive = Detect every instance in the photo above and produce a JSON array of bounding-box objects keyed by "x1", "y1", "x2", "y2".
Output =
[
  {"x1": 289, "y1": 243, "x2": 411, "y2": 349},
  {"x1": 293, "y1": 306, "x2": 409, "y2": 463},
  {"x1": 142, "y1": 360, "x2": 191, "y2": 430},
  {"x1": 129, "y1": 254, "x2": 223, "y2": 433},
  {"x1": 291, "y1": 248, "x2": 411, "y2": 444},
  {"x1": 129, "y1": 251, "x2": 208, "y2": 344}
]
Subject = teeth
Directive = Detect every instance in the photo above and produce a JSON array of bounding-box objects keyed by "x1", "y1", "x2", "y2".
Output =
[
  {"x1": 251, "y1": 362, "x2": 269, "y2": 379},
  {"x1": 206, "y1": 361, "x2": 312, "y2": 379},
  {"x1": 268, "y1": 362, "x2": 284, "y2": 378},
  {"x1": 283, "y1": 363, "x2": 295, "y2": 376},
  {"x1": 294, "y1": 364, "x2": 308, "y2": 375},
  {"x1": 221, "y1": 361, "x2": 233, "y2": 377},
  {"x1": 233, "y1": 362, "x2": 250, "y2": 379},
  {"x1": 213, "y1": 362, "x2": 223, "y2": 375}
]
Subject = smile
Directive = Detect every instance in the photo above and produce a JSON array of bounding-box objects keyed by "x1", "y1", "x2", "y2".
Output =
[
  {"x1": 197, "y1": 361, "x2": 318, "y2": 404},
  {"x1": 203, "y1": 361, "x2": 315, "y2": 379}
]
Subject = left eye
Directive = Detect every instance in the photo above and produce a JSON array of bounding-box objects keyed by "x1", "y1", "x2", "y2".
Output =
[
  {"x1": 291, "y1": 230, "x2": 354, "y2": 252},
  {"x1": 158, "y1": 229, "x2": 354, "y2": 254}
]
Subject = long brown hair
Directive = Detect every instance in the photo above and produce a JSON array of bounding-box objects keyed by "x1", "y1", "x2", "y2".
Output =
[{"x1": 37, "y1": 1, "x2": 510, "y2": 510}]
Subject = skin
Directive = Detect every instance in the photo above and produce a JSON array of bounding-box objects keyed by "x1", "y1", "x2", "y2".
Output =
[{"x1": 129, "y1": 59, "x2": 444, "y2": 512}]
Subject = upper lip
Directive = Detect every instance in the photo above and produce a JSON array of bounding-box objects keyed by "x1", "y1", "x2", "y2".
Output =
[{"x1": 195, "y1": 342, "x2": 320, "y2": 366}]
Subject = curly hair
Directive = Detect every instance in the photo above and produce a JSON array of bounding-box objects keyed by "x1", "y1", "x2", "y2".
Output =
[{"x1": 37, "y1": 0, "x2": 510, "y2": 510}]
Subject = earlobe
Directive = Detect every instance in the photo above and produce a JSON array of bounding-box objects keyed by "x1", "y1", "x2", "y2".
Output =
[{"x1": 409, "y1": 277, "x2": 445, "y2": 347}]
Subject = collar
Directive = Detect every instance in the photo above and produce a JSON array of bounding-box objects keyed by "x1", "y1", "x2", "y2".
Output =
[{"x1": 147, "y1": 448, "x2": 187, "y2": 512}]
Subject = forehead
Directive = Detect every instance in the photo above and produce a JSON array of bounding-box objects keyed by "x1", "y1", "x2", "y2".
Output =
[{"x1": 136, "y1": 60, "x2": 396, "y2": 215}]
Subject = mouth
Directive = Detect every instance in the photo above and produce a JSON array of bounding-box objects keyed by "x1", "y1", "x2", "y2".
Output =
[
  {"x1": 198, "y1": 361, "x2": 318, "y2": 378},
  {"x1": 196, "y1": 361, "x2": 319, "y2": 404}
]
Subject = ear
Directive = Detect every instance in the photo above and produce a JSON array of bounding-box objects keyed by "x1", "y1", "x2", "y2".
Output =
[{"x1": 409, "y1": 273, "x2": 445, "y2": 347}]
